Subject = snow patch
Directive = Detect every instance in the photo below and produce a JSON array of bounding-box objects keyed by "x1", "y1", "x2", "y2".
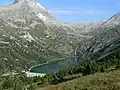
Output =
[
  {"x1": 21, "y1": 33, "x2": 35, "y2": 42},
  {"x1": 30, "y1": 21, "x2": 39, "y2": 28},
  {"x1": 46, "y1": 35, "x2": 49, "y2": 38},
  {"x1": 0, "y1": 41, "x2": 10, "y2": 44},
  {"x1": 16, "y1": 59, "x2": 19, "y2": 61},
  {"x1": 7, "y1": 22, "x2": 19, "y2": 28},
  {"x1": 10, "y1": 36, "x2": 15, "y2": 40},
  {"x1": 36, "y1": 3, "x2": 46, "y2": 11},
  {"x1": 2, "y1": 72, "x2": 18, "y2": 77},
  {"x1": 37, "y1": 13, "x2": 47, "y2": 21},
  {"x1": 2, "y1": 35, "x2": 5, "y2": 37},
  {"x1": 25, "y1": 71, "x2": 46, "y2": 77},
  {"x1": 3, "y1": 58, "x2": 8, "y2": 61}
]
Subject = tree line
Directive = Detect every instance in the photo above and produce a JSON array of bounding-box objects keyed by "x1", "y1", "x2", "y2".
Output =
[{"x1": 1, "y1": 50, "x2": 120, "y2": 90}]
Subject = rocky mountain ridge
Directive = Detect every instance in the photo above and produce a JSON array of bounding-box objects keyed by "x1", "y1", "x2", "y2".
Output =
[
  {"x1": 76, "y1": 12, "x2": 120, "y2": 62},
  {"x1": 0, "y1": 0, "x2": 120, "y2": 73}
]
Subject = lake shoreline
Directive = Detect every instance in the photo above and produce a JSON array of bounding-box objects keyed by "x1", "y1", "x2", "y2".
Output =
[{"x1": 29, "y1": 58, "x2": 65, "y2": 73}]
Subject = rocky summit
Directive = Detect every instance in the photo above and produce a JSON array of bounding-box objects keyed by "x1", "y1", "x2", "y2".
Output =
[
  {"x1": 0, "y1": 0, "x2": 120, "y2": 74},
  {"x1": 0, "y1": 0, "x2": 56, "y2": 28}
]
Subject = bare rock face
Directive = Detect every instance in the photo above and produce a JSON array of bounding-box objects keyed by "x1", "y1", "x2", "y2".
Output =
[
  {"x1": 0, "y1": 0, "x2": 56, "y2": 28},
  {"x1": 103, "y1": 12, "x2": 120, "y2": 26},
  {"x1": 76, "y1": 12, "x2": 120, "y2": 62},
  {"x1": 0, "y1": 0, "x2": 120, "y2": 73},
  {"x1": 13, "y1": 0, "x2": 36, "y2": 4}
]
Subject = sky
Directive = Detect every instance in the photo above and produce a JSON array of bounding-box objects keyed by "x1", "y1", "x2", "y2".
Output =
[{"x1": 0, "y1": 0, "x2": 120, "y2": 23}]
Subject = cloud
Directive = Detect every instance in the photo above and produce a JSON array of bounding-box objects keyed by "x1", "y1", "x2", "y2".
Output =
[{"x1": 49, "y1": 8, "x2": 108, "y2": 15}]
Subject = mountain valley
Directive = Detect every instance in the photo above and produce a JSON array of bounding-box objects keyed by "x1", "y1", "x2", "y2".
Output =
[{"x1": 0, "y1": 0, "x2": 120, "y2": 77}]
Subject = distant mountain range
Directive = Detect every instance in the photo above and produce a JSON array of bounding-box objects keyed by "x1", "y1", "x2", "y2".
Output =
[{"x1": 0, "y1": 0, "x2": 120, "y2": 74}]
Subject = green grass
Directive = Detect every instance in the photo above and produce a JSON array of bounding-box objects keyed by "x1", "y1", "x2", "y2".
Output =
[{"x1": 37, "y1": 70, "x2": 120, "y2": 90}]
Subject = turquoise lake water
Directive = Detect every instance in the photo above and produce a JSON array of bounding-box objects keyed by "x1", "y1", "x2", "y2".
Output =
[{"x1": 30, "y1": 58, "x2": 77, "y2": 73}]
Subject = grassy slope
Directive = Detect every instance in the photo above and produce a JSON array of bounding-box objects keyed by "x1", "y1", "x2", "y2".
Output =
[{"x1": 37, "y1": 70, "x2": 120, "y2": 90}]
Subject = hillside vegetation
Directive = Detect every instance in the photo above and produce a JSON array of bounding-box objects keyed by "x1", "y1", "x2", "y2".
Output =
[
  {"x1": 38, "y1": 70, "x2": 120, "y2": 90},
  {"x1": 1, "y1": 50, "x2": 120, "y2": 90}
]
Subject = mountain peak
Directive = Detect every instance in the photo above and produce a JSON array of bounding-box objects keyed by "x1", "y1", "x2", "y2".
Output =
[
  {"x1": 0, "y1": 0, "x2": 56, "y2": 28},
  {"x1": 13, "y1": 0, "x2": 36, "y2": 4}
]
